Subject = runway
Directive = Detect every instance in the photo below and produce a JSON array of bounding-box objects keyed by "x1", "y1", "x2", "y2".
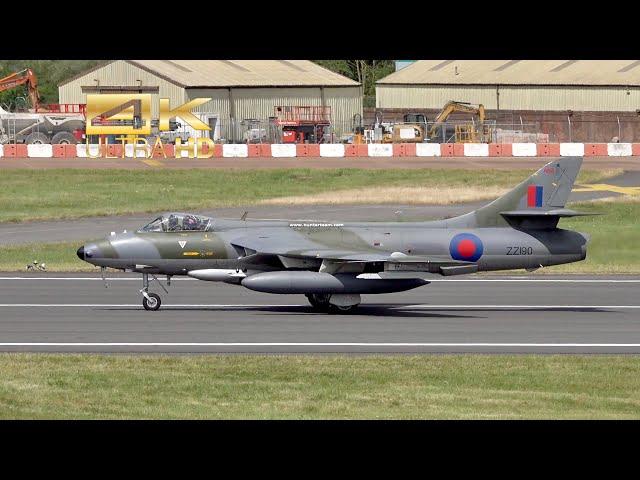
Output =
[
  {"x1": 3, "y1": 155, "x2": 640, "y2": 170},
  {"x1": 1, "y1": 273, "x2": 639, "y2": 353}
]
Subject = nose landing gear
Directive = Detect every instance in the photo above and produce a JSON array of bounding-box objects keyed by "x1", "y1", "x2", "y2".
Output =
[
  {"x1": 139, "y1": 272, "x2": 168, "y2": 311},
  {"x1": 142, "y1": 292, "x2": 161, "y2": 311}
]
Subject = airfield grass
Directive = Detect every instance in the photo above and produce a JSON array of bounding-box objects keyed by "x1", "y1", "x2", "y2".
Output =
[
  {"x1": 0, "y1": 168, "x2": 617, "y2": 223},
  {"x1": 1, "y1": 354, "x2": 640, "y2": 419},
  {"x1": 0, "y1": 199, "x2": 637, "y2": 273}
]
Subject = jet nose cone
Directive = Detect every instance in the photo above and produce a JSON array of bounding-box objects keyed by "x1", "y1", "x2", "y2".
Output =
[{"x1": 76, "y1": 246, "x2": 85, "y2": 260}]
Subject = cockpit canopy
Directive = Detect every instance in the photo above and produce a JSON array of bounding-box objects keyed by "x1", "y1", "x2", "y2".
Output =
[{"x1": 138, "y1": 213, "x2": 214, "y2": 233}]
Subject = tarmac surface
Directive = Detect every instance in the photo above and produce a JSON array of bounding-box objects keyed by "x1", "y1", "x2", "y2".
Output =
[
  {"x1": 1, "y1": 170, "x2": 637, "y2": 246},
  {"x1": 1, "y1": 273, "x2": 639, "y2": 354},
  {"x1": 2, "y1": 155, "x2": 639, "y2": 170}
]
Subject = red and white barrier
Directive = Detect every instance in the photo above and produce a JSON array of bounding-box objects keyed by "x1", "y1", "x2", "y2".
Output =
[
  {"x1": 512, "y1": 143, "x2": 538, "y2": 157},
  {"x1": 1, "y1": 142, "x2": 639, "y2": 159},
  {"x1": 270, "y1": 144, "x2": 296, "y2": 157},
  {"x1": 77, "y1": 144, "x2": 100, "y2": 157},
  {"x1": 26, "y1": 144, "x2": 53, "y2": 157},
  {"x1": 463, "y1": 143, "x2": 489, "y2": 157},
  {"x1": 560, "y1": 143, "x2": 585, "y2": 157},
  {"x1": 416, "y1": 143, "x2": 441, "y2": 157},
  {"x1": 607, "y1": 143, "x2": 633, "y2": 156},
  {"x1": 320, "y1": 144, "x2": 345, "y2": 157},
  {"x1": 222, "y1": 144, "x2": 248, "y2": 158},
  {"x1": 368, "y1": 144, "x2": 393, "y2": 157}
]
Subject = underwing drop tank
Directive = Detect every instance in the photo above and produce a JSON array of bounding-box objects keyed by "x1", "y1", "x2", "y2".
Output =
[{"x1": 241, "y1": 271, "x2": 427, "y2": 294}]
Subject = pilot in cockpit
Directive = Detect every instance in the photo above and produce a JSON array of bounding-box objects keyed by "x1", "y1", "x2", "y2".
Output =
[
  {"x1": 167, "y1": 214, "x2": 180, "y2": 232},
  {"x1": 183, "y1": 214, "x2": 199, "y2": 231}
]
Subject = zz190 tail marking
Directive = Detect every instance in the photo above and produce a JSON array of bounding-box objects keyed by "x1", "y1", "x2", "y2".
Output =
[{"x1": 507, "y1": 246, "x2": 533, "y2": 255}]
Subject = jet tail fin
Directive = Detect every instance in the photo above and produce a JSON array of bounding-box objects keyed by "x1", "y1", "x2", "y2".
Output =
[{"x1": 447, "y1": 157, "x2": 583, "y2": 228}]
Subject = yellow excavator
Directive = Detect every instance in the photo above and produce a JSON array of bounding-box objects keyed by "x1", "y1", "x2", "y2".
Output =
[{"x1": 427, "y1": 101, "x2": 490, "y2": 143}]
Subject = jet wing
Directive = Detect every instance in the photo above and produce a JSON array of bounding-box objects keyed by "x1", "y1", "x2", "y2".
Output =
[{"x1": 231, "y1": 235, "x2": 477, "y2": 276}]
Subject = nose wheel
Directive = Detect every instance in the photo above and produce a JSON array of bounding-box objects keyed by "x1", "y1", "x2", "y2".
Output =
[
  {"x1": 142, "y1": 293, "x2": 161, "y2": 311},
  {"x1": 139, "y1": 272, "x2": 168, "y2": 311}
]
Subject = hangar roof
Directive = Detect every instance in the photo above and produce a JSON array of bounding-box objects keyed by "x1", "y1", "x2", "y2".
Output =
[
  {"x1": 377, "y1": 60, "x2": 640, "y2": 86},
  {"x1": 60, "y1": 60, "x2": 360, "y2": 88}
]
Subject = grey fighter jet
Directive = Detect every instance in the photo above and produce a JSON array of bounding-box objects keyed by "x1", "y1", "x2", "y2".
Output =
[{"x1": 77, "y1": 157, "x2": 591, "y2": 312}]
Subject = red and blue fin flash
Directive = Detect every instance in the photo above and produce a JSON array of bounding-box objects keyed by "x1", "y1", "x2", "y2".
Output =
[{"x1": 527, "y1": 185, "x2": 544, "y2": 208}]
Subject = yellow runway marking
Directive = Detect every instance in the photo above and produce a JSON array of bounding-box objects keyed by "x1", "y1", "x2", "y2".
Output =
[
  {"x1": 142, "y1": 159, "x2": 163, "y2": 167},
  {"x1": 574, "y1": 183, "x2": 640, "y2": 195}
]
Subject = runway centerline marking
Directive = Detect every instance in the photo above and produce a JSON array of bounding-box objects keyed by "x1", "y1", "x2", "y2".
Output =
[
  {"x1": 0, "y1": 304, "x2": 638, "y2": 309},
  {"x1": 2, "y1": 342, "x2": 640, "y2": 348},
  {"x1": 1, "y1": 277, "x2": 639, "y2": 283}
]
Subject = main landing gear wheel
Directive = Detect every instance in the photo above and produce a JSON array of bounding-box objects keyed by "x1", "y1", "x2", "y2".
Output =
[
  {"x1": 329, "y1": 304, "x2": 359, "y2": 314},
  {"x1": 142, "y1": 293, "x2": 161, "y2": 311},
  {"x1": 306, "y1": 293, "x2": 331, "y2": 311}
]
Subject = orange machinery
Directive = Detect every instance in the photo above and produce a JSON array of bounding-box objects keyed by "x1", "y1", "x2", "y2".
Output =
[
  {"x1": 0, "y1": 67, "x2": 85, "y2": 114},
  {"x1": 273, "y1": 106, "x2": 332, "y2": 143}
]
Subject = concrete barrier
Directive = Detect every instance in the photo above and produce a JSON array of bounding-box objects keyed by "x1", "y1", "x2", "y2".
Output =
[
  {"x1": 27, "y1": 144, "x2": 53, "y2": 157},
  {"x1": 296, "y1": 144, "x2": 320, "y2": 157},
  {"x1": 560, "y1": 143, "x2": 585, "y2": 157},
  {"x1": 7, "y1": 142, "x2": 640, "y2": 160},
  {"x1": 511, "y1": 143, "x2": 537, "y2": 157},
  {"x1": 584, "y1": 143, "x2": 608, "y2": 156},
  {"x1": 368, "y1": 144, "x2": 393, "y2": 157},
  {"x1": 124, "y1": 144, "x2": 150, "y2": 158},
  {"x1": 463, "y1": 143, "x2": 489, "y2": 157},
  {"x1": 415, "y1": 143, "x2": 441, "y2": 157},
  {"x1": 270, "y1": 144, "x2": 297, "y2": 157},
  {"x1": 77, "y1": 144, "x2": 102, "y2": 157},
  {"x1": 607, "y1": 143, "x2": 632, "y2": 156},
  {"x1": 320, "y1": 144, "x2": 345, "y2": 157},
  {"x1": 222, "y1": 144, "x2": 248, "y2": 158},
  {"x1": 393, "y1": 143, "x2": 417, "y2": 156},
  {"x1": 488, "y1": 144, "x2": 512, "y2": 156}
]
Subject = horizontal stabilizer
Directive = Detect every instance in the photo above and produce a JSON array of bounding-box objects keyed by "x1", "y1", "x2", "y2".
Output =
[{"x1": 499, "y1": 207, "x2": 598, "y2": 229}]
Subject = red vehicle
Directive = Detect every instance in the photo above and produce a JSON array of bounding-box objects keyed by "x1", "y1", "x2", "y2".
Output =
[{"x1": 273, "y1": 106, "x2": 332, "y2": 144}]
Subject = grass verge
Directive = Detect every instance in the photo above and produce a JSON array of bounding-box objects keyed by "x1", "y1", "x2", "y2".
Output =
[
  {"x1": 1, "y1": 354, "x2": 640, "y2": 419},
  {"x1": 0, "y1": 168, "x2": 618, "y2": 223},
  {"x1": 0, "y1": 241, "x2": 92, "y2": 272},
  {"x1": 544, "y1": 199, "x2": 640, "y2": 274}
]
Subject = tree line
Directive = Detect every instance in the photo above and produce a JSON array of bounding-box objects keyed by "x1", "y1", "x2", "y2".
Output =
[{"x1": 0, "y1": 60, "x2": 393, "y2": 111}]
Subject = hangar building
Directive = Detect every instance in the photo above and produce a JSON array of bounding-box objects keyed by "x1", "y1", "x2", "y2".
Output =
[
  {"x1": 375, "y1": 60, "x2": 640, "y2": 142},
  {"x1": 59, "y1": 60, "x2": 362, "y2": 142}
]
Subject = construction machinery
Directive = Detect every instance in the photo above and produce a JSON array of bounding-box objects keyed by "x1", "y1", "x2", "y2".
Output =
[
  {"x1": 0, "y1": 68, "x2": 41, "y2": 111},
  {"x1": 272, "y1": 106, "x2": 332, "y2": 144},
  {"x1": 427, "y1": 100, "x2": 490, "y2": 143},
  {"x1": 0, "y1": 67, "x2": 86, "y2": 144}
]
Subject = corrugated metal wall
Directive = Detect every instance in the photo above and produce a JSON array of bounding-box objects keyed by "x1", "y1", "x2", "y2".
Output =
[
  {"x1": 60, "y1": 61, "x2": 362, "y2": 140},
  {"x1": 323, "y1": 87, "x2": 363, "y2": 133},
  {"x1": 188, "y1": 86, "x2": 362, "y2": 137},
  {"x1": 58, "y1": 60, "x2": 186, "y2": 117},
  {"x1": 376, "y1": 84, "x2": 640, "y2": 111}
]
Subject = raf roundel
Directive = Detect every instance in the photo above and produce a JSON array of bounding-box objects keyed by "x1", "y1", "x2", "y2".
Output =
[{"x1": 449, "y1": 233, "x2": 484, "y2": 262}]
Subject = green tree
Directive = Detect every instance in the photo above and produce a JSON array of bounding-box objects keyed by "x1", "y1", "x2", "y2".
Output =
[
  {"x1": 0, "y1": 60, "x2": 100, "y2": 111},
  {"x1": 314, "y1": 60, "x2": 394, "y2": 106}
]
